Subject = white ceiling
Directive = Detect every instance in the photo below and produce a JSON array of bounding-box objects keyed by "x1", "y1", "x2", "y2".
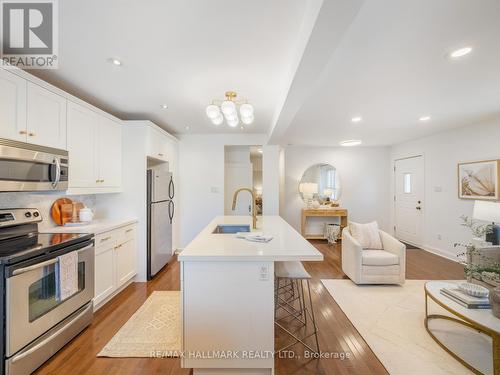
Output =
[
  {"x1": 30, "y1": 0, "x2": 311, "y2": 135},
  {"x1": 278, "y1": 0, "x2": 500, "y2": 146},
  {"x1": 30, "y1": 0, "x2": 500, "y2": 146}
]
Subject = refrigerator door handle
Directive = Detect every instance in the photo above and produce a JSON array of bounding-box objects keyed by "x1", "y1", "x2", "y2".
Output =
[
  {"x1": 168, "y1": 201, "x2": 174, "y2": 224},
  {"x1": 168, "y1": 177, "x2": 174, "y2": 199}
]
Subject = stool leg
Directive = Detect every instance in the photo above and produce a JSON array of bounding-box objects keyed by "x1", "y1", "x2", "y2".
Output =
[{"x1": 306, "y1": 279, "x2": 320, "y2": 354}]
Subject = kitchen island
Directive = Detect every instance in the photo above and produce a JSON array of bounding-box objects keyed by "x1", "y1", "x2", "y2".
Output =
[{"x1": 178, "y1": 215, "x2": 323, "y2": 375}]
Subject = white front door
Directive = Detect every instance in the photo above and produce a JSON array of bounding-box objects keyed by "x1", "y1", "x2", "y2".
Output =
[
  {"x1": 394, "y1": 156, "x2": 424, "y2": 246},
  {"x1": 225, "y1": 163, "x2": 253, "y2": 215}
]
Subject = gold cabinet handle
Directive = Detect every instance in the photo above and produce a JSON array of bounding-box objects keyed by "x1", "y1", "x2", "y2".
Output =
[
  {"x1": 125, "y1": 228, "x2": 133, "y2": 233},
  {"x1": 115, "y1": 244, "x2": 123, "y2": 249},
  {"x1": 100, "y1": 236, "x2": 112, "y2": 242},
  {"x1": 100, "y1": 179, "x2": 104, "y2": 183},
  {"x1": 28, "y1": 132, "x2": 35, "y2": 137},
  {"x1": 158, "y1": 153, "x2": 164, "y2": 157},
  {"x1": 19, "y1": 130, "x2": 27, "y2": 135}
]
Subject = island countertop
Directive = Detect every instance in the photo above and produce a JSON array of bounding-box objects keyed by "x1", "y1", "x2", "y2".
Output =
[{"x1": 178, "y1": 215, "x2": 323, "y2": 262}]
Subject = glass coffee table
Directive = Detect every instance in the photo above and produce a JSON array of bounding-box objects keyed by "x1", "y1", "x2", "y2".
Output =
[{"x1": 425, "y1": 281, "x2": 500, "y2": 375}]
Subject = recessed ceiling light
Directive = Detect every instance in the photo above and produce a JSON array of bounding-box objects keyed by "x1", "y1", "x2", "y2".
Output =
[
  {"x1": 340, "y1": 140, "x2": 362, "y2": 147},
  {"x1": 449, "y1": 46, "x2": 472, "y2": 59},
  {"x1": 108, "y1": 58, "x2": 122, "y2": 66},
  {"x1": 240, "y1": 126, "x2": 244, "y2": 130},
  {"x1": 419, "y1": 115, "x2": 431, "y2": 122},
  {"x1": 160, "y1": 104, "x2": 168, "y2": 109},
  {"x1": 351, "y1": 116, "x2": 362, "y2": 123},
  {"x1": 258, "y1": 149, "x2": 263, "y2": 154},
  {"x1": 185, "y1": 125, "x2": 190, "y2": 131}
]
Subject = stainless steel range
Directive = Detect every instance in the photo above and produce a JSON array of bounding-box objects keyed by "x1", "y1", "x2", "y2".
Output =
[{"x1": 0, "y1": 208, "x2": 94, "y2": 375}]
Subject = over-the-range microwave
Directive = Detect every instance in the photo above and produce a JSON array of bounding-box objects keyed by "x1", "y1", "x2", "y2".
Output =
[{"x1": 0, "y1": 138, "x2": 68, "y2": 192}]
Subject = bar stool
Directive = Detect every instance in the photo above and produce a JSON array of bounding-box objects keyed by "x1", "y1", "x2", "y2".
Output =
[{"x1": 274, "y1": 261, "x2": 320, "y2": 354}]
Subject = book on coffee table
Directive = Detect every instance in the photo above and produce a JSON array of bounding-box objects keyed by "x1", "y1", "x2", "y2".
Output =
[{"x1": 440, "y1": 287, "x2": 491, "y2": 309}]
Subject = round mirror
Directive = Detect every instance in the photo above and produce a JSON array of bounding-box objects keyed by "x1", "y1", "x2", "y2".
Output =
[{"x1": 299, "y1": 163, "x2": 341, "y2": 204}]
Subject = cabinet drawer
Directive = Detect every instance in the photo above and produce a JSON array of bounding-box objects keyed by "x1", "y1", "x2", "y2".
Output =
[
  {"x1": 95, "y1": 231, "x2": 116, "y2": 251},
  {"x1": 115, "y1": 224, "x2": 136, "y2": 245}
]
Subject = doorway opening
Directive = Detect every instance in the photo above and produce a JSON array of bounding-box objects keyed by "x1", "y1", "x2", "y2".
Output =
[{"x1": 224, "y1": 145, "x2": 263, "y2": 216}]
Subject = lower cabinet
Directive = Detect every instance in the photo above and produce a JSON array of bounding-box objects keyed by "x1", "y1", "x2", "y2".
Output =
[{"x1": 94, "y1": 223, "x2": 137, "y2": 309}]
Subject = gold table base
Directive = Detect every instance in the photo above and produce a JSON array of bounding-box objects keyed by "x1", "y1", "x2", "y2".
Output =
[{"x1": 424, "y1": 286, "x2": 499, "y2": 375}]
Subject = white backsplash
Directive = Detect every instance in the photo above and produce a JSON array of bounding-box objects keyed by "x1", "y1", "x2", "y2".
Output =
[{"x1": 0, "y1": 192, "x2": 97, "y2": 230}]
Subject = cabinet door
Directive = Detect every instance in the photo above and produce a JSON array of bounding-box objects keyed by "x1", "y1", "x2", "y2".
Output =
[
  {"x1": 115, "y1": 238, "x2": 136, "y2": 286},
  {"x1": 26, "y1": 82, "x2": 67, "y2": 149},
  {"x1": 147, "y1": 127, "x2": 168, "y2": 161},
  {"x1": 0, "y1": 69, "x2": 27, "y2": 142},
  {"x1": 67, "y1": 101, "x2": 99, "y2": 188},
  {"x1": 98, "y1": 117, "x2": 122, "y2": 187},
  {"x1": 94, "y1": 245, "x2": 116, "y2": 306}
]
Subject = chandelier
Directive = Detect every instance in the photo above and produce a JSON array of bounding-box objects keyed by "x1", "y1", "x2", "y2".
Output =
[{"x1": 206, "y1": 91, "x2": 254, "y2": 127}]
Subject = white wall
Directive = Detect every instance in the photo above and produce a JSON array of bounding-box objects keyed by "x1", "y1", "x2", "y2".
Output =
[
  {"x1": 283, "y1": 146, "x2": 391, "y2": 233},
  {"x1": 178, "y1": 134, "x2": 267, "y2": 248},
  {"x1": 262, "y1": 145, "x2": 281, "y2": 215},
  {"x1": 391, "y1": 119, "x2": 500, "y2": 259}
]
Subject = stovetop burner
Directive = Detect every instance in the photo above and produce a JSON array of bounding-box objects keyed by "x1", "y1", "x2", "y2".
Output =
[{"x1": 0, "y1": 208, "x2": 93, "y2": 264}]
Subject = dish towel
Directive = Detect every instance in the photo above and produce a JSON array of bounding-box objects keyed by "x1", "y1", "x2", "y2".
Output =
[
  {"x1": 56, "y1": 251, "x2": 79, "y2": 301},
  {"x1": 236, "y1": 232, "x2": 273, "y2": 243}
]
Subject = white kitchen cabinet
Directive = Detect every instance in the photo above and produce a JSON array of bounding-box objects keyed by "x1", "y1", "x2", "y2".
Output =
[
  {"x1": 26, "y1": 82, "x2": 67, "y2": 149},
  {"x1": 0, "y1": 68, "x2": 27, "y2": 142},
  {"x1": 94, "y1": 244, "x2": 116, "y2": 307},
  {"x1": 115, "y1": 238, "x2": 136, "y2": 285},
  {"x1": 147, "y1": 126, "x2": 170, "y2": 161},
  {"x1": 98, "y1": 117, "x2": 122, "y2": 187},
  {"x1": 67, "y1": 101, "x2": 99, "y2": 188},
  {"x1": 66, "y1": 100, "x2": 122, "y2": 193},
  {"x1": 94, "y1": 223, "x2": 137, "y2": 310}
]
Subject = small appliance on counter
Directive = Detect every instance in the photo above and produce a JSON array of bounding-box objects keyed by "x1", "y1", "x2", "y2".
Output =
[
  {"x1": 147, "y1": 168, "x2": 174, "y2": 279},
  {"x1": 0, "y1": 208, "x2": 95, "y2": 375}
]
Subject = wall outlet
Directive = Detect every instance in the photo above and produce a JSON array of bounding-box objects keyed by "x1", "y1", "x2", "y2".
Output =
[
  {"x1": 210, "y1": 186, "x2": 220, "y2": 194},
  {"x1": 437, "y1": 234, "x2": 442, "y2": 240},
  {"x1": 433, "y1": 186, "x2": 443, "y2": 192},
  {"x1": 259, "y1": 265, "x2": 269, "y2": 281}
]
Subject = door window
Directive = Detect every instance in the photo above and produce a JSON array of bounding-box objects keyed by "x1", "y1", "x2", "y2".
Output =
[{"x1": 403, "y1": 173, "x2": 412, "y2": 194}]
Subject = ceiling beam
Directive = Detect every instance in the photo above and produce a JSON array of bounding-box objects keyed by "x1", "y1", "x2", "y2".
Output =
[{"x1": 267, "y1": 0, "x2": 365, "y2": 145}]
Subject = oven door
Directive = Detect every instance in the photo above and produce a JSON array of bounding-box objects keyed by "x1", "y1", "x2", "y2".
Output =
[
  {"x1": 5, "y1": 241, "x2": 94, "y2": 357},
  {"x1": 0, "y1": 139, "x2": 68, "y2": 192}
]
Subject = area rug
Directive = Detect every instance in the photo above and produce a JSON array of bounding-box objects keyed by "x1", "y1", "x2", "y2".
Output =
[
  {"x1": 98, "y1": 291, "x2": 181, "y2": 357},
  {"x1": 321, "y1": 280, "x2": 490, "y2": 375}
]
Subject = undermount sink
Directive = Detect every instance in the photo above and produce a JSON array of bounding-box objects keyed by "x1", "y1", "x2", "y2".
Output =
[{"x1": 212, "y1": 224, "x2": 251, "y2": 234}]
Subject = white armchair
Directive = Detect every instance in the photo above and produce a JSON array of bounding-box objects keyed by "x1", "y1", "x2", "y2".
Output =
[{"x1": 342, "y1": 227, "x2": 406, "y2": 285}]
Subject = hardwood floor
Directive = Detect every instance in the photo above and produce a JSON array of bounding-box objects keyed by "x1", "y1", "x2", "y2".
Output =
[{"x1": 35, "y1": 241, "x2": 464, "y2": 375}]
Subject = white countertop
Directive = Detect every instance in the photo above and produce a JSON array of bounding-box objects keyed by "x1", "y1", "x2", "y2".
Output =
[
  {"x1": 39, "y1": 218, "x2": 138, "y2": 235},
  {"x1": 178, "y1": 215, "x2": 323, "y2": 262}
]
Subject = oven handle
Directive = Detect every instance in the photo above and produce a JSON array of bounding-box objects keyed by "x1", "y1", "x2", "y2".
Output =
[
  {"x1": 11, "y1": 244, "x2": 93, "y2": 276},
  {"x1": 52, "y1": 157, "x2": 61, "y2": 188},
  {"x1": 10, "y1": 303, "x2": 92, "y2": 363}
]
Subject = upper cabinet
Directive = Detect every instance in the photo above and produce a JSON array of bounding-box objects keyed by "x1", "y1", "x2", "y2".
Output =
[
  {"x1": 0, "y1": 66, "x2": 123, "y2": 194},
  {"x1": 0, "y1": 69, "x2": 27, "y2": 142},
  {"x1": 26, "y1": 82, "x2": 67, "y2": 149},
  {"x1": 98, "y1": 116, "x2": 122, "y2": 188},
  {"x1": 67, "y1": 100, "x2": 122, "y2": 193},
  {"x1": 67, "y1": 101, "x2": 99, "y2": 188}
]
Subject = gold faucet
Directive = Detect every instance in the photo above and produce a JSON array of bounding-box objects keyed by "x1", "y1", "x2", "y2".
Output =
[{"x1": 232, "y1": 187, "x2": 257, "y2": 229}]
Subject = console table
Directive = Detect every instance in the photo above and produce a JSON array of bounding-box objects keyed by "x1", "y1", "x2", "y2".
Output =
[
  {"x1": 300, "y1": 208, "x2": 348, "y2": 240},
  {"x1": 424, "y1": 281, "x2": 499, "y2": 375}
]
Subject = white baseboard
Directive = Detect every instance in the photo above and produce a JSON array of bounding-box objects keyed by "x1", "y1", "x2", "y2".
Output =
[{"x1": 419, "y1": 244, "x2": 459, "y2": 263}]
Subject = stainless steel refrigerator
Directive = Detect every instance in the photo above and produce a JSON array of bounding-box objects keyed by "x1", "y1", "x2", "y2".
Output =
[{"x1": 147, "y1": 169, "x2": 174, "y2": 279}]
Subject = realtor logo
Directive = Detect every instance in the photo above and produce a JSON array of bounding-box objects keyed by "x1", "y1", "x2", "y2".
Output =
[{"x1": 0, "y1": 0, "x2": 58, "y2": 69}]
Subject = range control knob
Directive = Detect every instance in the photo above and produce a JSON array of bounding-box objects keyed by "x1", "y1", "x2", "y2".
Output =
[
  {"x1": 24, "y1": 212, "x2": 32, "y2": 218},
  {"x1": 33, "y1": 211, "x2": 40, "y2": 218}
]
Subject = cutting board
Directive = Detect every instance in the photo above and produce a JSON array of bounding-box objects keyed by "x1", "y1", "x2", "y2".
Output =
[{"x1": 51, "y1": 199, "x2": 84, "y2": 226}]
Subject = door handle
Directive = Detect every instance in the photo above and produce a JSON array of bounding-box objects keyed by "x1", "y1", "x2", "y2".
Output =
[{"x1": 52, "y1": 157, "x2": 61, "y2": 188}]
